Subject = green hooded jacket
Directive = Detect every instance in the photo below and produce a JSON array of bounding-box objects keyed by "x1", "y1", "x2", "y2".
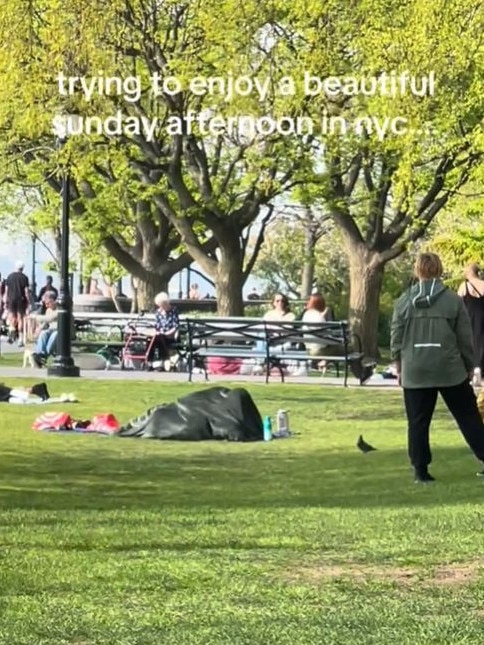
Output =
[{"x1": 390, "y1": 279, "x2": 474, "y2": 388}]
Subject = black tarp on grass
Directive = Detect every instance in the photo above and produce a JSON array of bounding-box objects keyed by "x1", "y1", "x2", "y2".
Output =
[{"x1": 117, "y1": 386, "x2": 264, "y2": 441}]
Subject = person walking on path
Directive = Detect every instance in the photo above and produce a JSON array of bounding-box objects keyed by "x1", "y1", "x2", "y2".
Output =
[
  {"x1": 3, "y1": 261, "x2": 30, "y2": 347},
  {"x1": 391, "y1": 252, "x2": 484, "y2": 483}
]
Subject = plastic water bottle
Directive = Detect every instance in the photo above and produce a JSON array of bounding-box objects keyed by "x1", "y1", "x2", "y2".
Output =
[
  {"x1": 263, "y1": 416, "x2": 272, "y2": 441},
  {"x1": 276, "y1": 409, "x2": 289, "y2": 436},
  {"x1": 473, "y1": 368, "x2": 482, "y2": 387}
]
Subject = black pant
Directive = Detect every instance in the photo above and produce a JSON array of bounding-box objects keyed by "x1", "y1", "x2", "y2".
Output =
[
  {"x1": 148, "y1": 335, "x2": 175, "y2": 361},
  {"x1": 404, "y1": 380, "x2": 484, "y2": 472}
]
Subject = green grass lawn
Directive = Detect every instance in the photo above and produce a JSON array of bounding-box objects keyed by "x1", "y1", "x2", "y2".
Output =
[{"x1": 1, "y1": 378, "x2": 484, "y2": 645}]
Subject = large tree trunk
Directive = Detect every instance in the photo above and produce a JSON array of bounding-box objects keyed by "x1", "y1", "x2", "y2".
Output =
[
  {"x1": 215, "y1": 243, "x2": 244, "y2": 316},
  {"x1": 348, "y1": 246, "x2": 385, "y2": 359},
  {"x1": 300, "y1": 225, "x2": 317, "y2": 298},
  {"x1": 136, "y1": 275, "x2": 169, "y2": 311}
]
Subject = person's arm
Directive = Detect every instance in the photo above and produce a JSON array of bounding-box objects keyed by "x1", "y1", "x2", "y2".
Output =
[
  {"x1": 31, "y1": 311, "x2": 48, "y2": 323},
  {"x1": 31, "y1": 309, "x2": 58, "y2": 324},
  {"x1": 390, "y1": 296, "x2": 406, "y2": 378},
  {"x1": 22, "y1": 276, "x2": 31, "y2": 311},
  {"x1": 455, "y1": 299, "x2": 475, "y2": 374}
]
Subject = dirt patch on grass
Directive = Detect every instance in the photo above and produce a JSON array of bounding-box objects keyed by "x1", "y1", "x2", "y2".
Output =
[
  {"x1": 286, "y1": 560, "x2": 482, "y2": 587},
  {"x1": 431, "y1": 563, "x2": 479, "y2": 586}
]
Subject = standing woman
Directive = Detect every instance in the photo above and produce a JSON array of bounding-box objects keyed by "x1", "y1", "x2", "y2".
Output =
[
  {"x1": 391, "y1": 252, "x2": 484, "y2": 483},
  {"x1": 457, "y1": 264, "x2": 484, "y2": 374}
]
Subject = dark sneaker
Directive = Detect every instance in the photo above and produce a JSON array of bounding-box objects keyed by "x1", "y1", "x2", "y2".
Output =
[
  {"x1": 414, "y1": 471, "x2": 435, "y2": 483},
  {"x1": 31, "y1": 382, "x2": 50, "y2": 401},
  {"x1": 31, "y1": 353, "x2": 46, "y2": 368}
]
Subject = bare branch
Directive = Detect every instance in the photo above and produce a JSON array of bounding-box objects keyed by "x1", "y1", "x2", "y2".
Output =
[{"x1": 243, "y1": 205, "x2": 274, "y2": 279}]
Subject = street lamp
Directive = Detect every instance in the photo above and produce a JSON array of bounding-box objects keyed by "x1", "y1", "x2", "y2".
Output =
[
  {"x1": 47, "y1": 114, "x2": 80, "y2": 378},
  {"x1": 31, "y1": 233, "x2": 37, "y2": 301}
]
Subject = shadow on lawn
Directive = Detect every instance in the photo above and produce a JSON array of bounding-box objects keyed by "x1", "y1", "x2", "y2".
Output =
[{"x1": 1, "y1": 442, "x2": 482, "y2": 511}]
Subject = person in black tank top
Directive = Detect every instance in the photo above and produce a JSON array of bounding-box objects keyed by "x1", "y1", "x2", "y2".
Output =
[{"x1": 458, "y1": 264, "x2": 484, "y2": 372}]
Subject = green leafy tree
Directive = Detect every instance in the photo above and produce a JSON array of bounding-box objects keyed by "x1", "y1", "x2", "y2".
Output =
[
  {"x1": 253, "y1": 217, "x2": 349, "y2": 312},
  {"x1": 275, "y1": 0, "x2": 484, "y2": 356},
  {"x1": 426, "y1": 190, "x2": 484, "y2": 288},
  {"x1": 0, "y1": 0, "x2": 306, "y2": 312}
]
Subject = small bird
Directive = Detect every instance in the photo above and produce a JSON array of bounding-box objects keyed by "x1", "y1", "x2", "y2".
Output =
[{"x1": 357, "y1": 434, "x2": 377, "y2": 453}]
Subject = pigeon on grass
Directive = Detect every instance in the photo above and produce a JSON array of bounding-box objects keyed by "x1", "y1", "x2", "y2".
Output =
[{"x1": 357, "y1": 435, "x2": 377, "y2": 453}]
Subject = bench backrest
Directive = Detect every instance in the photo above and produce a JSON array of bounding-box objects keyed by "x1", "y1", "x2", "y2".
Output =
[
  {"x1": 73, "y1": 314, "x2": 359, "y2": 352},
  {"x1": 186, "y1": 317, "x2": 267, "y2": 345},
  {"x1": 185, "y1": 317, "x2": 353, "y2": 348}
]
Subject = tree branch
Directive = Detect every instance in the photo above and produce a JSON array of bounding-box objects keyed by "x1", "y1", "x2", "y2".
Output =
[
  {"x1": 343, "y1": 154, "x2": 362, "y2": 197},
  {"x1": 327, "y1": 153, "x2": 365, "y2": 245},
  {"x1": 243, "y1": 204, "x2": 274, "y2": 280}
]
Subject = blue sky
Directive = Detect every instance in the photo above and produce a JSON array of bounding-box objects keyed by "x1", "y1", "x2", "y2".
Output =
[{"x1": 0, "y1": 230, "x2": 260, "y2": 299}]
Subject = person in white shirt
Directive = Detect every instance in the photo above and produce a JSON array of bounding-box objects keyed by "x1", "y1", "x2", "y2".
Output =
[
  {"x1": 263, "y1": 293, "x2": 295, "y2": 322},
  {"x1": 302, "y1": 293, "x2": 333, "y2": 324},
  {"x1": 253, "y1": 293, "x2": 295, "y2": 358},
  {"x1": 302, "y1": 292, "x2": 334, "y2": 363}
]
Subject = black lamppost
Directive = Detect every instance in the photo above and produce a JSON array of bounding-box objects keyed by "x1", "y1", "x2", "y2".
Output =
[
  {"x1": 47, "y1": 114, "x2": 80, "y2": 378},
  {"x1": 31, "y1": 233, "x2": 37, "y2": 301},
  {"x1": 185, "y1": 265, "x2": 191, "y2": 299}
]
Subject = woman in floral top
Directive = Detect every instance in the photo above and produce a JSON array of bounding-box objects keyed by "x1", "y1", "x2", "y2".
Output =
[{"x1": 149, "y1": 292, "x2": 180, "y2": 366}]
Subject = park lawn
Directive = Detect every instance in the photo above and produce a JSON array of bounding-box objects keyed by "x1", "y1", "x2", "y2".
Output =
[{"x1": 1, "y1": 379, "x2": 484, "y2": 645}]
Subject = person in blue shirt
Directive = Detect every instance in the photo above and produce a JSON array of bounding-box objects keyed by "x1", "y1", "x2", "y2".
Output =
[{"x1": 149, "y1": 292, "x2": 180, "y2": 368}]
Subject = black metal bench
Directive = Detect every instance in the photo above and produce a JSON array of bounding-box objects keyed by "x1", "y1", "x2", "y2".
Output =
[{"x1": 185, "y1": 317, "x2": 366, "y2": 386}]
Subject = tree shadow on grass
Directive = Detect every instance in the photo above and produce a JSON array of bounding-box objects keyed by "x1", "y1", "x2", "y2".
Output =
[{"x1": 0, "y1": 441, "x2": 481, "y2": 512}]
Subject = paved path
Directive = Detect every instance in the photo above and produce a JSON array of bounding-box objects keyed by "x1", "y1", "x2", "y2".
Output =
[
  {"x1": 0, "y1": 336, "x2": 399, "y2": 388},
  {"x1": 0, "y1": 337, "x2": 21, "y2": 355}
]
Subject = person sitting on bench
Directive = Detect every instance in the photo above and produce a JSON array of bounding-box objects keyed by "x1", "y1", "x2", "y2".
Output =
[
  {"x1": 148, "y1": 292, "x2": 180, "y2": 369},
  {"x1": 29, "y1": 292, "x2": 58, "y2": 367}
]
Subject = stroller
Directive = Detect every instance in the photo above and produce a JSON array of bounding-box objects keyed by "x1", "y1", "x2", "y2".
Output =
[{"x1": 120, "y1": 319, "x2": 157, "y2": 371}]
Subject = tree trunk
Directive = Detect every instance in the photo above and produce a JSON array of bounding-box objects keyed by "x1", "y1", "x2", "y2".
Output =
[
  {"x1": 348, "y1": 246, "x2": 385, "y2": 359},
  {"x1": 300, "y1": 225, "x2": 317, "y2": 297},
  {"x1": 130, "y1": 275, "x2": 138, "y2": 314},
  {"x1": 136, "y1": 275, "x2": 169, "y2": 311},
  {"x1": 215, "y1": 244, "x2": 244, "y2": 316}
]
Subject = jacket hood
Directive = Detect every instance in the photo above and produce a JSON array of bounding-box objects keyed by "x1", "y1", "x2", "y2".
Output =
[{"x1": 410, "y1": 279, "x2": 447, "y2": 308}]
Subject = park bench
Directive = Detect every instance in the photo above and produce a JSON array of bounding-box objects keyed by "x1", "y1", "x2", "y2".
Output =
[
  {"x1": 71, "y1": 315, "x2": 127, "y2": 366},
  {"x1": 184, "y1": 317, "x2": 366, "y2": 386},
  {"x1": 72, "y1": 312, "x2": 190, "y2": 370}
]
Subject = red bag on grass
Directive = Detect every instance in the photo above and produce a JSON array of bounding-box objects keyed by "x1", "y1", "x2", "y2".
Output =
[
  {"x1": 86, "y1": 414, "x2": 120, "y2": 434},
  {"x1": 32, "y1": 412, "x2": 73, "y2": 431}
]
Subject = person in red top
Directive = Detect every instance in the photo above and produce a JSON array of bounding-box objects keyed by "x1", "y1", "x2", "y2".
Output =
[{"x1": 3, "y1": 261, "x2": 30, "y2": 347}]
